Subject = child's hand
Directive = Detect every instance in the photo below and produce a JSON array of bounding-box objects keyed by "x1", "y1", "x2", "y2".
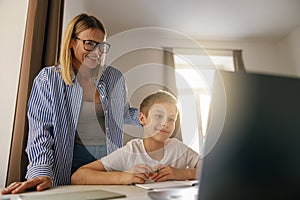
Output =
[
  {"x1": 122, "y1": 164, "x2": 153, "y2": 184},
  {"x1": 121, "y1": 171, "x2": 149, "y2": 184},
  {"x1": 126, "y1": 164, "x2": 153, "y2": 174},
  {"x1": 150, "y1": 165, "x2": 179, "y2": 182},
  {"x1": 150, "y1": 164, "x2": 198, "y2": 181}
]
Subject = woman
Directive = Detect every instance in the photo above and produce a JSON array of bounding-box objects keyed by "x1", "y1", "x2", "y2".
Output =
[{"x1": 1, "y1": 13, "x2": 139, "y2": 194}]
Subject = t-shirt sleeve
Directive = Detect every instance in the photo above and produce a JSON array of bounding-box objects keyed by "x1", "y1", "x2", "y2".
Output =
[
  {"x1": 101, "y1": 145, "x2": 130, "y2": 172},
  {"x1": 185, "y1": 147, "x2": 201, "y2": 168}
]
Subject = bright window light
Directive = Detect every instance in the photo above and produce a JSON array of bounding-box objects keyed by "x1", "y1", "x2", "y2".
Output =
[{"x1": 174, "y1": 52, "x2": 234, "y2": 154}]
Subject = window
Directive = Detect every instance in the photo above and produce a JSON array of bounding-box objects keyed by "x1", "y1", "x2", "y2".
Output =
[{"x1": 174, "y1": 49, "x2": 235, "y2": 154}]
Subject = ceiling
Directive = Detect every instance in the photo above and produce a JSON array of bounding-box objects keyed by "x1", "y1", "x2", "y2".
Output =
[{"x1": 65, "y1": 0, "x2": 300, "y2": 43}]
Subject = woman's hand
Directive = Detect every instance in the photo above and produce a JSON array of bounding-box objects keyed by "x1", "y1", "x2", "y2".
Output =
[{"x1": 1, "y1": 176, "x2": 52, "y2": 194}]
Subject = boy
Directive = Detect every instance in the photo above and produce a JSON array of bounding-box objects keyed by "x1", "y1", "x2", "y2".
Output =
[{"x1": 71, "y1": 90, "x2": 200, "y2": 185}]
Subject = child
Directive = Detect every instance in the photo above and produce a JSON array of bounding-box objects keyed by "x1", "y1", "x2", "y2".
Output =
[{"x1": 71, "y1": 90, "x2": 200, "y2": 185}]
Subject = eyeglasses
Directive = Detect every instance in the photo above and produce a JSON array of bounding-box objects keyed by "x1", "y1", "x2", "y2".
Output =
[{"x1": 74, "y1": 37, "x2": 111, "y2": 53}]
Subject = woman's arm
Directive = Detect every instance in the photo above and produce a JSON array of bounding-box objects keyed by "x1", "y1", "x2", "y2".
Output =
[
  {"x1": 26, "y1": 69, "x2": 54, "y2": 182},
  {"x1": 117, "y1": 69, "x2": 140, "y2": 126}
]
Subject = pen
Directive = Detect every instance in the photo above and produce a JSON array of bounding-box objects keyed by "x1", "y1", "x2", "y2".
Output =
[
  {"x1": 154, "y1": 168, "x2": 160, "y2": 173},
  {"x1": 192, "y1": 182, "x2": 199, "y2": 186}
]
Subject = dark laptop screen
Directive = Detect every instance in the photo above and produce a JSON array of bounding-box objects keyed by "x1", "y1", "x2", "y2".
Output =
[{"x1": 198, "y1": 71, "x2": 300, "y2": 199}]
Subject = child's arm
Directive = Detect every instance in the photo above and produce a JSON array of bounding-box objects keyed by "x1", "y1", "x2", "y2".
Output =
[
  {"x1": 151, "y1": 161, "x2": 200, "y2": 182},
  {"x1": 71, "y1": 160, "x2": 151, "y2": 185}
]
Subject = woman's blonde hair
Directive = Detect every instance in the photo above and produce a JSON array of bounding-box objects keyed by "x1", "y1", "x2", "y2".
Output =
[{"x1": 59, "y1": 13, "x2": 107, "y2": 85}]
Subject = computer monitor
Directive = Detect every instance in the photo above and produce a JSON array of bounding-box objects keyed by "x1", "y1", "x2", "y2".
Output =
[{"x1": 198, "y1": 71, "x2": 300, "y2": 199}]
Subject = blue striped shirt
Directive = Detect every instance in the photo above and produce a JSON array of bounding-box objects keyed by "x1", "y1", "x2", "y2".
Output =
[{"x1": 25, "y1": 65, "x2": 139, "y2": 186}]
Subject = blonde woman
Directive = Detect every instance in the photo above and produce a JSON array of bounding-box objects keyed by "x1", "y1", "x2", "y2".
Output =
[{"x1": 2, "y1": 13, "x2": 139, "y2": 194}]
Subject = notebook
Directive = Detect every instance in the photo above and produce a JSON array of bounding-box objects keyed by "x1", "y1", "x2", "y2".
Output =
[
  {"x1": 135, "y1": 180, "x2": 198, "y2": 191},
  {"x1": 18, "y1": 189, "x2": 125, "y2": 200},
  {"x1": 148, "y1": 186, "x2": 198, "y2": 200}
]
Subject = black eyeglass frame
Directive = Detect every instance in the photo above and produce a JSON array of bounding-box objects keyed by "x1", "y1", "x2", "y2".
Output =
[{"x1": 74, "y1": 37, "x2": 111, "y2": 53}]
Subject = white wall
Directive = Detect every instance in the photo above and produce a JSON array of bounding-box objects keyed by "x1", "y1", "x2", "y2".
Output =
[
  {"x1": 0, "y1": 0, "x2": 28, "y2": 187},
  {"x1": 130, "y1": 36, "x2": 300, "y2": 78},
  {"x1": 277, "y1": 26, "x2": 300, "y2": 77},
  {"x1": 63, "y1": 0, "x2": 300, "y2": 78},
  {"x1": 107, "y1": 33, "x2": 288, "y2": 77}
]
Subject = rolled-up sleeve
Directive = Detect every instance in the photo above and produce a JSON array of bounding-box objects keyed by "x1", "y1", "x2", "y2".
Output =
[{"x1": 25, "y1": 70, "x2": 54, "y2": 183}]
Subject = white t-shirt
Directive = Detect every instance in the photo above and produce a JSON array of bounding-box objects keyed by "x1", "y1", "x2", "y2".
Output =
[{"x1": 101, "y1": 138, "x2": 200, "y2": 172}]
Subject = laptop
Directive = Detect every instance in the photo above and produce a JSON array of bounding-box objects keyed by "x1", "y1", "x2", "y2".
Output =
[
  {"x1": 198, "y1": 71, "x2": 300, "y2": 199},
  {"x1": 148, "y1": 71, "x2": 300, "y2": 199}
]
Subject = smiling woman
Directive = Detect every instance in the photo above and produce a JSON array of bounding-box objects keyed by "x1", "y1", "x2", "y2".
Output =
[
  {"x1": 72, "y1": 29, "x2": 106, "y2": 79},
  {"x1": 1, "y1": 13, "x2": 140, "y2": 195}
]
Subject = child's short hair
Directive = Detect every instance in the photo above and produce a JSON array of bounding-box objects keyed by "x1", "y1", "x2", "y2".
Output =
[{"x1": 140, "y1": 90, "x2": 178, "y2": 116}]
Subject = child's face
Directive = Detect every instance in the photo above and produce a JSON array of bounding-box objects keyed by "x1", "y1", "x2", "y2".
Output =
[{"x1": 140, "y1": 102, "x2": 178, "y2": 142}]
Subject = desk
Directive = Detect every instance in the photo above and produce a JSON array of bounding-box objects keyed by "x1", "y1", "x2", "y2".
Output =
[{"x1": 0, "y1": 185, "x2": 151, "y2": 200}]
